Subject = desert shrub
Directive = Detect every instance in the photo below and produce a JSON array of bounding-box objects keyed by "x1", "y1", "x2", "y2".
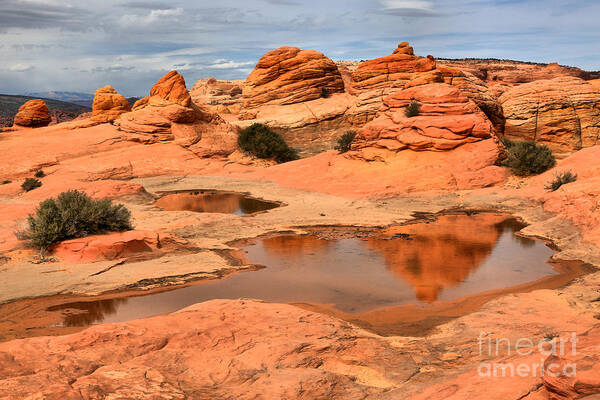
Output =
[
  {"x1": 335, "y1": 131, "x2": 357, "y2": 153},
  {"x1": 34, "y1": 170, "x2": 45, "y2": 178},
  {"x1": 321, "y1": 87, "x2": 331, "y2": 98},
  {"x1": 1, "y1": 180, "x2": 11, "y2": 185},
  {"x1": 238, "y1": 123, "x2": 299, "y2": 163},
  {"x1": 501, "y1": 139, "x2": 556, "y2": 176},
  {"x1": 22, "y1": 178, "x2": 42, "y2": 192},
  {"x1": 18, "y1": 190, "x2": 133, "y2": 256},
  {"x1": 405, "y1": 100, "x2": 421, "y2": 117},
  {"x1": 545, "y1": 171, "x2": 578, "y2": 191}
]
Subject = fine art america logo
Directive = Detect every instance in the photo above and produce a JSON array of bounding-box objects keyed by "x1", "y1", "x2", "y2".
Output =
[{"x1": 477, "y1": 332, "x2": 578, "y2": 378}]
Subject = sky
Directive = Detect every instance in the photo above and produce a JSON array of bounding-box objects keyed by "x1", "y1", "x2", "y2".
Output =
[{"x1": 1, "y1": 0, "x2": 599, "y2": 97}]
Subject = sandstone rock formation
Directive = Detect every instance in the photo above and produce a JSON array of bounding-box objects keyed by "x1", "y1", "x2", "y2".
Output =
[
  {"x1": 439, "y1": 70, "x2": 506, "y2": 134},
  {"x1": 232, "y1": 93, "x2": 367, "y2": 156},
  {"x1": 150, "y1": 70, "x2": 192, "y2": 107},
  {"x1": 541, "y1": 326, "x2": 600, "y2": 399},
  {"x1": 438, "y1": 59, "x2": 591, "y2": 87},
  {"x1": 91, "y1": 85, "x2": 131, "y2": 122},
  {"x1": 202, "y1": 43, "x2": 506, "y2": 156},
  {"x1": 351, "y1": 42, "x2": 437, "y2": 91},
  {"x1": 114, "y1": 71, "x2": 238, "y2": 157},
  {"x1": 350, "y1": 83, "x2": 499, "y2": 159},
  {"x1": 245, "y1": 139, "x2": 508, "y2": 196},
  {"x1": 500, "y1": 76, "x2": 600, "y2": 157},
  {"x1": 51, "y1": 230, "x2": 185, "y2": 263},
  {"x1": 12, "y1": 99, "x2": 52, "y2": 128},
  {"x1": 242, "y1": 46, "x2": 345, "y2": 108},
  {"x1": 190, "y1": 77, "x2": 243, "y2": 114}
]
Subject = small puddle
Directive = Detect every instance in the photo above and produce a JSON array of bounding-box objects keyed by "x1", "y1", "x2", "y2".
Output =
[
  {"x1": 154, "y1": 190, "x2": 280, "y2": 215},
  {"x1": 36, "y1": 213, "x2": 589, "y2": 337}
]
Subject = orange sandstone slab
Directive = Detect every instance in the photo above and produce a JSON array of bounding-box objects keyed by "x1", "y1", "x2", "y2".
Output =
[{"x1": 51, "y1": 230, "x2": 183, "y2": 263}]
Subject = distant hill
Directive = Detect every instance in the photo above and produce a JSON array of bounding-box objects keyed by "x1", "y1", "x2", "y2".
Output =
[
  {"x1": 0, "y1": 94, "x2": 91, "y2": 128},
  {"x1": 26, "y1": 91, "x2": 94, "y2": 108}
]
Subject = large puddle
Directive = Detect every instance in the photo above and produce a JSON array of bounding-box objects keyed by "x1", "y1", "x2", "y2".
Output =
[
  {"x1": 154, "y1": 190, "x2": 280, "y2": 215},
  {"x1": 39, "y1": 213, "x2": 585, "y2": 336}
]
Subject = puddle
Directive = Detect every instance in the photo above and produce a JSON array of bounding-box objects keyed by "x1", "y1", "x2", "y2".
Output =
[
  {"x1": 154, "y1": 191, "x2": 280, "y2": 215},
  {"x1": 41, "y1": 213, "x2": 582, "y2": 335}
]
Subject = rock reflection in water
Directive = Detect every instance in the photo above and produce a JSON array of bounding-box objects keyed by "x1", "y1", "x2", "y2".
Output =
[
  {"x1": 47, "y1": 298, "x2": 129, "y2": 327},
  {"x1": 48, "y1": 214, "x2": 556, "y2": 326},
  {"x1": 154, "y1": 191, "x2": 279, "y2": 215},
  {"x1": 366, "y1": 214, "x2": 531, "y2": 302}
]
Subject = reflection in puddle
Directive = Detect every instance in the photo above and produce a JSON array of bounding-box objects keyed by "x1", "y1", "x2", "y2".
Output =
[
  {"x1": 49, "y1": 214, "x2": 558, "y2": 327},
  {"x1": 154, "y1": 191, "x2": 280, "y2": 215},
  {"x1": 47, "y1": 298, "x2": 128, "y2": 327}
]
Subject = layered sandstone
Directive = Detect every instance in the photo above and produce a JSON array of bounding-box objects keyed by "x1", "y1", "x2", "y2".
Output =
[
  {"x1": 91, "y1": 85, "x2": 131, "y2": 122},
  {"x1": 350, "y1": 83, "x2": 499, "y2": 159},
  {"x1": 150, "y1": 70, "x2": 192, "y2": 107},
  {"x1": 190, "y1": 77, "x2": 243, "y2": 114},
  {"x1": 351, "y1": 42, "x2": 437, "y2": 91},
  {"x1": 438, "y1": 59, "x2": 591, "y2": 86},
  {"x1": 242, "y1": 46, "x2": 345, "y2": 108},
  {"x1": 500, "y1": 76, "x2": 600, "y2": 157},
  {"x1": 206, "y1": 43, "x2": 507, "y2": 156},
  {"x1": 12, "y1": 99, "x2": 52, "y2": 128},
  {"x1": 232, "y1": 93, "x2": 368, "y2": 156},
  {"x1": 440, "y1": 70, "x2": 506, "y2": 134},
  {"x1": 114, "y1": 71, "x2": 238, "y2": 157}
]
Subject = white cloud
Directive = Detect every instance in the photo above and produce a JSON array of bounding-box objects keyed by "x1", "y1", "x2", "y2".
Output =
[
  {"x1": 119, "y1": 7, "x2": 183, "y2": 26},
  {"x1": 9, "y1": 63, "x2": 34, "y2": 72},
  {"x1": 207, "y1": 60, "x2": 254, "y2": 69},
  {"x1": 380, "y1": 0, "x2": 434, "y2": 11}
]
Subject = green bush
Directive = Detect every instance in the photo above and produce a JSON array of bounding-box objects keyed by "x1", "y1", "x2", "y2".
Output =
[
  {"x1": 1, "y1": 180, "x2": 11, "y2": 185},
  {"x1": 501, "y1": 139, "x2": 556, "y2": 176},
  {"x1": 321, "y1": 87, "x2": 331, "y2": 98},
  {"x1": 405, "y1": 100, "x2": 421, "y2": 117},
  {"x1": 18, "y1": 190, "x2": 133, "y2": 255},
  {"x1": 22, "y1": 178, "x2": 42, "y2": 192},
  {"x1": 238, "y1": 123, "x2": 299, "y2": 163},
  {"x1": 545, "y1": 171, "x2": 578, "y2": 191},
  {"x1": 34, "y1": 170, "x2": 45, "y2": 178},
  {"x1": 335, "y1": 131, "x2": 357, "y2": 153}
]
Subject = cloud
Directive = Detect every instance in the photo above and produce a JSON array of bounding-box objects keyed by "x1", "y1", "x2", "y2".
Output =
[
  {"x1": 207, "y1": 60, "x2": 255, "y2": 69},
  {"x1": 0, "y1": 0, "x2": 90, "y2": 30},
  {"x1": 0, "y1": 0, "x2": 598, "y2": 96},
  {"x1": 379, "y1": 0, "x2": 441, "y2": 16},
  {"x1": 9, "y1": 64, "x2": 35, "y2": 72},
  {"x1": 121, "y1": 1, "x2": 175, "y2": 10},
  {"x1": 263, "y1": 0, "x2": 300, "y2": 5},
  {"x1": 119, "y1": 7, "x2": 184, "y2": 26},
  {"x1": 90, "y1": 65, "x2": 137, "y2": 73}
]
